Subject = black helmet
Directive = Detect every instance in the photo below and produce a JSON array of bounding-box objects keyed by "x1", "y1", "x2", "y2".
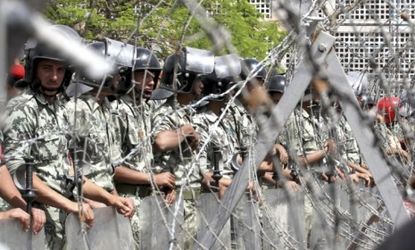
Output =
[
  {"x1": 71, "y1": 38, "x2": 135, "y2": 94},
  {"x1": 202, "y1": 54, "x2": 241, "y2": 97},
  {"x1": 360, "y1": 93, "x2": 376, "y2": 109},
  {"x1": 22, "y1": 24, "x2": 81, "y2": 88},
  {"x1": 132, "y1": 47, "x2": 161, "y2": 85},
  {"x1": 240, "y1": 58, "x2": 267, "y2": 81},
  {"x1": 152, "y1": 47, "x2": 214, "y2": 100},
  {"x1": 266, "y1": 75, "x2": 286, "y2": 94}
]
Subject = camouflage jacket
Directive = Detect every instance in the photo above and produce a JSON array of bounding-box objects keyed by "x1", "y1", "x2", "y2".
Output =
[
  {"x1": 151, "y1": 97, "x2": 202, "y2": 188},
  {"x1": 225, "y1": 100, "x2": 257, "y2": 150},
  {"x1": 285, "y1": 108, "x2": 320, "y2": 156},
  {"x1": 116, "y1": 95, "x2": 153, "y2": 173},
  {"x1": 3, "y1": 89, "x2": 73, "y2": 196},
  {"x1": 336, "y1": 114, "x2": 361, "y2": 164},
  {"x1": 285, "y1": 107, "x2": 331, "y2": 172},
  {"x1": 65, "y1": 94, "x2": 121, "y2": 192},
  {"x1": 193, "y1": 109, "x2": 235, "y2": 179}
]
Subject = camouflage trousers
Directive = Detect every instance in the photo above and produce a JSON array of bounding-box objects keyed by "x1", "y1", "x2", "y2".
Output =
[
  {"x1": 44, "y1": 206, "x2": 67, "y2": 250},
  {"x1": 121, "y1": 194, "x2": 142, "y2": 249},
  {"x1": 182, "y1": 198, "x2": 200, "y2": 249}
]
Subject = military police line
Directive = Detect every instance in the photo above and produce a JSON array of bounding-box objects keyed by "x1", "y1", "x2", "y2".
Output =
[{"x1": 0, "y1": 24, "x2": 412, "y2": 249}]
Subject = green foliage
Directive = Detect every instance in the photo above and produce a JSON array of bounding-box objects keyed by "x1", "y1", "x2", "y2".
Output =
[{"x1": 44, "y1": 0, "x2": 286, "y2": 58}]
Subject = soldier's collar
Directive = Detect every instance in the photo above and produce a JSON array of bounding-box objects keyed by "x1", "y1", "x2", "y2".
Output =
[{"x1": 33, "y1": 90, "x2": 54, "y2": 106}]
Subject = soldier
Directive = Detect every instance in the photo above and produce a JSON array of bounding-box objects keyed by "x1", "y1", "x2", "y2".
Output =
[
  {"x1": 2, "y1": 25, "x2": 129, "y2": 249},
  {"x1": 375, "y1": 96, "x2": 410, "y2": 189},
  {"x1": 151, "y1": 47, "x2": 214, "y2": 249},
  {"x1": 65, "y1": 39, "x2": 135, "y2": 213},
  {"x1": 226, "y1": 58, "x2": 265, "y2": 155},
  {"x1": 194, "y1": 54, "x2": 242, "y2": 199},
  {"x1": 260, "y1": 74, "x2": 300, "y2": 191},
  {"x1": 113, "y1": 46, "x2": 175, "y2": 247},
  {"x1": 284, "y1": 82, "x2": 337, "y2": 247},
  {"x1": 0, "y1": 133, "x2": 46, "y2": 234}
]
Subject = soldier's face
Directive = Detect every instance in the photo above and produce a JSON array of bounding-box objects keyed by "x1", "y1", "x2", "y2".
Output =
[
  {"x1": 269, "y1": 92, "x2": 283, "y2": 105},
  {"x1": 191, "y1": 79, "x2": 204, "y2": 99},
  {"x1": 36, "y1": 59, "x2": 65, "y2": 94},
  {"x1": 133, "y1": 70, "x2": 154, "y2": 98}
]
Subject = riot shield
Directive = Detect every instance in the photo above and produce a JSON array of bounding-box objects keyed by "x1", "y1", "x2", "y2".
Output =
[
  {"x1": 196, "y1": 193, "x2": 231, "y2": 250},
  {"x1": 65, "y1": 206, "x2": 134, "y2": 250},
  {"x1": 0, "y1": 218, "x2": 45, "y2": 250}
]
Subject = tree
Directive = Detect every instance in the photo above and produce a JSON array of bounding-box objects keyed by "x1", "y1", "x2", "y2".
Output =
[{"x1": 44, "y1": 0, "x2": 286, "y2": 58}]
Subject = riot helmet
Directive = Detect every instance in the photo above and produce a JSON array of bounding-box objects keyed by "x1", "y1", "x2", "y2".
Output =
[
  {"x1": 22, "y1": 24, "x2": 82, "y2": 90},
  {"x1": 377, "y1": 96, "x2": 400, "y2": 125},
  {"x1": 202, "y1": 54, "x2": 241, "y2": 97},
  {"x1": 126, "y1": 47, "x2": 162, "y2": 99},
  {"x1": 360, "y1": 93, "x2": 376, "y2": 110},
  {"x1": 240, "y1": 58, "x2": 267, "y2": 83},
  {"x1": 152, "y1": 47, "x2": 215, "y2": 100},
  {"x1": 70, "y1": 38, "x2": 135, "y2": 96},
  {"x1": 266, "y1": 74, "x2": 286, "y2": 94},
  {"x1": 266, "y1": 74, "x2": 286, "y2": 105}
]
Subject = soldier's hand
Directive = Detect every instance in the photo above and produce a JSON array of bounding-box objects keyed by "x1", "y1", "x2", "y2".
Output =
[
  {"x1": 77, "y1": 203, "x2": 94, "y2": 228},
  {"x1": 218, "y1": 178, "x2": 232, "y2": 199},
  {"x1": 283, "y1": 180, "x2": 301, "y2": 192},
  {"x1": 2, "y1": 208, "x2": 30, "y2": 232},
  {"x1": 261, "y1": 172, "x2": 277, "y2": 185},
  {"x1": 279, "y1": 151, "x2": 289, "y2": 165},
  {"x1": 180, "y1": 124, "x2": 195, "y2": 136},
  {"x1": 120, "y1": 197, "x2": 134, "y2": 219},
  {"x1": 336, "y1": 167, "x2": 346, "y2": 180},
  {"x1": 110, "y1": 196, "x2": 134, "y2": 218},
  {"x1": 348, "y1": 173, "x2": 360, "y2": 183},
  {"x1": 202, "y1": 171, "x2": 214, "y2": 188},
  {"x1": 153, "y1": 172, "x2": 175, "y2": 189},
  {"x1": 274, "y1": 144, "x2": 289, "y2": 165},
  {"x1": 165, "y1": 189, "x2": 176, "y2": 206},
  {"x1": 357, "y1": 172, "x2": 374, "y2": 187},
  {"x1": 324, "y1": 139, "x2": 337, "y2": 155},
  {"x1": 31, "y1": 207, "x2": 46, "y2": 235},
  {"x1": 180, "y1": 124, "x2": 200, "y2": 149}
]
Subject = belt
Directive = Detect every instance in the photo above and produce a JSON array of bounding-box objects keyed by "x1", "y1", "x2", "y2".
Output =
[
  {"x1": 116, "y1": 183, "x2": 153, "y2": 198},
  {"x1": 181, "y1": 187, "x2": 201, "y2": 200}
]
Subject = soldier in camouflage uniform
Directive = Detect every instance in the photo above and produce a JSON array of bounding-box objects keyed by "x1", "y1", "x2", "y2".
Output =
[
  {"x1": 260, "y1": 74, "x2": 300, "y2": 190},
  {"x1": 284, "y1": 85, "x2": 337, "y2": 247},
  {"x1": 193, "y1": 54, "x2": 242, "y2": 199},
  {"x1": 375, "y1": 97, "x2": 410, "y2": 189},
  {"x1": 2, "y1": 25, "x2": 130, "y2": 249},
  {"x1": 0, "y1": 131, "x2": 47, "y2": 233},
  {"x1": 113, "y1": 46, "x2": 175, "y2": 248},
  {"x1": 151, "y1": 47, "x2": 215, "y2": 249},
  {"x1": 65, "y1": 40, "x2": 134, "y2": 214}
]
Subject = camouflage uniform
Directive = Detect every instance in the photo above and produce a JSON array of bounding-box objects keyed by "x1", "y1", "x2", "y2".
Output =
[
  {"x1": 224, "y1": 100, "x2": 257, "y2": 152},
  {"x1": 285, "y1": 108, "x2": 324, "y2": 168},
  {"x1": 3, "y1": 88, "x2": 73, "y2": 249},
  {"x1": 193, "y1": 109, "x2": 235, "y2": 180},
  {"x1": 114, "y1": 95, "x2": 155, "y2": 248},
  {"x1": 65, "y1": 94, "x2": 121, "y2": 192},
  {"x1": 0, "y1": 132, "x2": 11, "y2": 212},
  {"x1": 336, "y1": 115, "x2": 361, "y2": 165},
  {"x1": 285, "y1": 107, "x2": 324, "y2": 246},
  {"x1": 152, "y1": 97, "x2": 203, "y2": 249},
  {"x1": 374, "y1": 122, "x2": 409, "y2": 188}
]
